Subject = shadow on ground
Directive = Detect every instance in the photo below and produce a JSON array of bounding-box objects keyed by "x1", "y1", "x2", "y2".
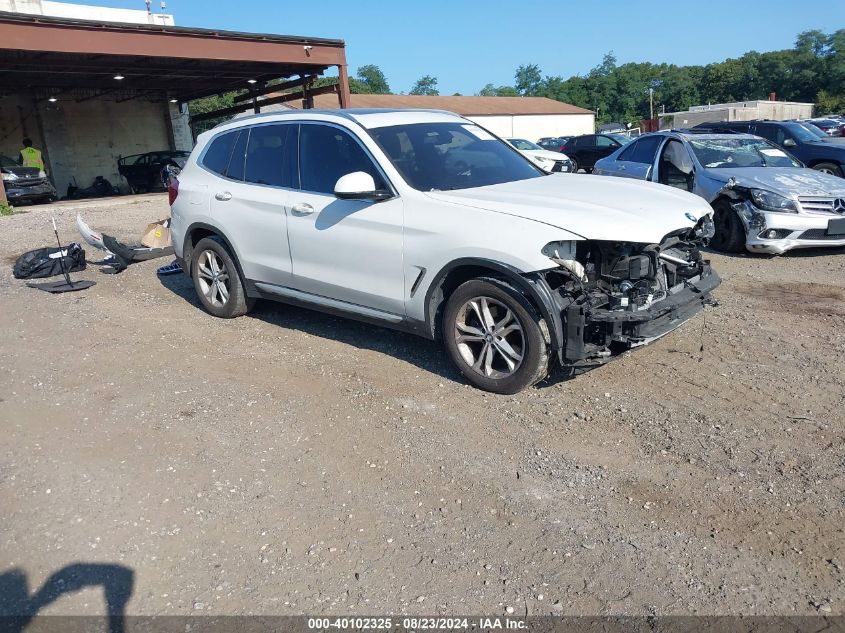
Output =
[
  {"x1": 0, "y1": 563, "x2": 134, "y2": 633},
  {"x1": 158, "y1": 272, "x2": 466, "y2": 385}
]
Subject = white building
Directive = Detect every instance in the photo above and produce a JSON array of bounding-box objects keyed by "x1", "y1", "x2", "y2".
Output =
[
  {"x1": 0, "y1": 0, "x2": 175, "y2": 25},
  {"x1": 302, "y1": 94, "x2": 595, "y2": 141}
]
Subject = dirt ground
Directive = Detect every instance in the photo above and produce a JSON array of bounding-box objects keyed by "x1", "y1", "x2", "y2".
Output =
[{"x1": 0, "y1": 194, "x2": 843, "y2": 617}]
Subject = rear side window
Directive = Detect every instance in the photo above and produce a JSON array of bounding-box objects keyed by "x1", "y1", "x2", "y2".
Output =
[
  {"x1": 618, "y1": 135, "x2": 663, "y2": 163},
  {"x1": 244, "y1": 124, "x2": 295, "y2": 188},
  {"x1": 299, "y1": 124, "x2": 385, "y2": 195},
  {"x1": 201, "y1": 131, "x2": 238, "y2": 176},
  {"x1": 226, "y1": 130, "x2": 248, "y2": 181}
]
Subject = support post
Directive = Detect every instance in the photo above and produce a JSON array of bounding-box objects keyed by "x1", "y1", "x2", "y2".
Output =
[
  {"x1": 337, "y1": 64, "x2": 350, "y2": 109},
  {"x1": 0, "y1": 176, "x2": 7, "y2": 205}
]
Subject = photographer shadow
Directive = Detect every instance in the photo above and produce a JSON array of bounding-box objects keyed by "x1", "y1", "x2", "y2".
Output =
[{"x1": 0, "y1": 563, "x2": 134, "y2": 633}]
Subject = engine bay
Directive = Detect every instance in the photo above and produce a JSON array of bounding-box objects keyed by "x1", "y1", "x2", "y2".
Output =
[{"x1": 541, "y1": 219, "x2": 718, "y2": 364}]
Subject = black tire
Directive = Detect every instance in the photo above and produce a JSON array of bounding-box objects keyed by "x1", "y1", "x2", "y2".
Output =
[
  {"x1": 191, "y1": 236, "x2": 253, "y2": 318},
  {"x1": 570, "y1": 158, "x2": 579, "y2": 173},
  {"x1": 710, "y1": 199, "x2": 746, "y2": 253},
  {"x1": 442, "y1": 277, "x2": 549, "y2": 394},
  {"x1": 812, "y1": 162, "x2": 843, "y2": 178}
]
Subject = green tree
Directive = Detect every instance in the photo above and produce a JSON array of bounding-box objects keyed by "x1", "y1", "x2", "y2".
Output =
[
  {"x1": 188, "y1": 92, "x2": 238, "y2": 135},
  {"x1": 477, "y1": 83, "x2": 520, "y2": 97},
  {"x1": 515, "y1": 64, "x2": 542, "y2": 96},
  {"x1": 410, "y1": 75, "x2": 439, "y2": 96},
  {"x1": 355, "y1": 64, "x2": 391, "y2": 94}
]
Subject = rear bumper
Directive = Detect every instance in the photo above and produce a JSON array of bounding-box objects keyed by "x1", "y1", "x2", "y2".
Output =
[{"x1": 558, "y1": 265, "x2": 720, "y2": 366}]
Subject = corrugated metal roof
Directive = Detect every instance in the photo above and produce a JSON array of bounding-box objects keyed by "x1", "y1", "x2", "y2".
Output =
[{"x1": 298, "y1": 93, "x2": 593, "y2": 116}]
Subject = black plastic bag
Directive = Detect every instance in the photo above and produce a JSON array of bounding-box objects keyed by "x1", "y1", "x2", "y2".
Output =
[{"x1": 13, "y1": 243, "x2": 86, "y2": 279}]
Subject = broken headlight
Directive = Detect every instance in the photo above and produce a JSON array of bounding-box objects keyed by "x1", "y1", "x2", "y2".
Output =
[
  {"x1": 694, "y1": 214, "x2": 715, "y2": 239},
  {"x1": 750, "y1": 189, "x2": 798, "y2": 213}
]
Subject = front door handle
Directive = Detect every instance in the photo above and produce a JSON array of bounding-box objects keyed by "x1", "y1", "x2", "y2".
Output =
[
  {"x1": 291, "y1": 202, "x2": 315, "y2": 216},
  {"x1": 215, "y1": 191, "x2": 232, "y2": 201}
]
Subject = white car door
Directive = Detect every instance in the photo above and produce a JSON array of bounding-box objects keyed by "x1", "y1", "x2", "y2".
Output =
[
  {"x1": 207, "y1": 123, "x2": 296, "y2": 287},
  {"x1": 285, "y1": 122, "x2": 405, "y2": 316}
]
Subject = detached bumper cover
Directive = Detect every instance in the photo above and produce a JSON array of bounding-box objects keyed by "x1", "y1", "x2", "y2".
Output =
[{"x1": 560, "y1": 265, "x2": 721, "y2": 366}]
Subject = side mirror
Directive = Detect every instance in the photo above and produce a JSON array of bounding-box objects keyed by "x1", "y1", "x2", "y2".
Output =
[
  {"x1": 783, "y1": 138, "x2": 797, "y2": 148},
  {"x1": 334, "y1": 172, "x2": 391, "y2": 201}
]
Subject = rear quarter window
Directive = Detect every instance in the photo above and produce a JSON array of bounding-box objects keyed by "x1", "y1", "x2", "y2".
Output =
[{"x1": 201, "y1": 131, "x2": 238, "y2": 176}]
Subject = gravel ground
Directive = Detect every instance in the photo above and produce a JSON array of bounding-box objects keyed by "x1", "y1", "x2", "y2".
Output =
[{"x1": 0, "y1": 194, "x2": 843, "y2": 617}]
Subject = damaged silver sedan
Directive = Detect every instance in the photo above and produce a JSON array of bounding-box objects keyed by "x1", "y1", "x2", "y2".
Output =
[{"x1": 594, "y1": 131, "x2": 845, "y2": 254}]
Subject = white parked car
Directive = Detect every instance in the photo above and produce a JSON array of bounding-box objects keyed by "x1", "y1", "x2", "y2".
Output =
[
  {"x1": 506, "y1": 138, "x2": 573, "y2": 173},
  {"x1": 170, "y1": 109, "x2": 720, "y2": 393}
]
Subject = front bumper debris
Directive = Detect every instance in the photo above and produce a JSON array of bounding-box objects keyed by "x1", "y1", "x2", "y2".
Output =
[
  {"x1": 734, "y1": 201, "x2": 845, "y2": 254},
  {"x1": 559, "y1": 264, "x2": 720, "y2": 366}
]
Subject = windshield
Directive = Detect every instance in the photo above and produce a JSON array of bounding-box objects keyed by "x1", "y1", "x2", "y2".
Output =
[
  {"x1": 371, "y1": 122, "x2": 543, "y2": 191},
  {"x1": 508, "y1": 138, "x2": 542, "y2": 151},
  {"x1": 689, "y1": 138, "x2": 802, "y2": 169},
  {"x1": 607, "y1": 133, "x2": 633, "y2": 145}
]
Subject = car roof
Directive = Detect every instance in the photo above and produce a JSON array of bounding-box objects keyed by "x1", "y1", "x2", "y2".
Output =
[{"x1": 209, "y1": 108, "x2": 467, "y2": 135}]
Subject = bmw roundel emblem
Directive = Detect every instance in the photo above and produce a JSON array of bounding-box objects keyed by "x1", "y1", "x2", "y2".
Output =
[{"x1": 685, "y1": 212, "x2": 697, "y2": 222}]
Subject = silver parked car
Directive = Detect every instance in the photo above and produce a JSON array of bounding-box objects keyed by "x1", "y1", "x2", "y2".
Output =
[{"x1": 593, "y1": 131, "x2": 845, "y2": 254}]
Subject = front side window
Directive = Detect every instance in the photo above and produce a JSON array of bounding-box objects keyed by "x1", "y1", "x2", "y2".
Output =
[
  {"x1": 688, "y1": 137, "x2": 802, "y2": 169},
  {"x1": 244, "y1": 124, "x2": 294, "y2": 187},
  {"x1": 202, "y1": 131, "x2": 238, "y2": 176},
  {"x1": 299, "y1": 124, "x2": 385, "y2": 195},
  {"x1": 596, "y1": 136, "x2": 616, "y2": 148},
  {"x1": 658, "y1": 139, "x2": 695, "y2": 191},
  {"x1": 371, "y1": 122, "x2": 543, "y2": 191}
]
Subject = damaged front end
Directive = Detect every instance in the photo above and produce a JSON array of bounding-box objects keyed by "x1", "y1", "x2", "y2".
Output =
[{"x1": 537, "y1": 218, "x2": 720, "y2": 367}]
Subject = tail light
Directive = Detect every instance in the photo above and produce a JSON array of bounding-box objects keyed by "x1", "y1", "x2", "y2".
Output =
[{"x1": 168, "y1": 177, "x2": 179, "y2": 205}]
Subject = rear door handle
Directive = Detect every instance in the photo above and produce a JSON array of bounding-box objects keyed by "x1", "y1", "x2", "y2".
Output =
[
  {"x1": 215, "y1": 191, "x2": 232, "y2": 201},
  {"x1": 291, "y1": 202, "x2": 315, "y2": 216}
]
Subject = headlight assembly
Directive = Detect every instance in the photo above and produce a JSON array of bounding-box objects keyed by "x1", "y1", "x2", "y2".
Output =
[
  {"x1": 2, "y1": 172, "x2": 18, "y2": 181},
  {"x1": 695, "y1": 214, "x2": 715, "y2": 239},
  {"x1": 749, "y1": 189, "x2": 798, "y2": 213}
]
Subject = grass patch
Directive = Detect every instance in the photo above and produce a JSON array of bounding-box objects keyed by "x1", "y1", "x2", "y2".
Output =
[{"x1": 0, "y1": 201, "x2": 15, "y2": 216}]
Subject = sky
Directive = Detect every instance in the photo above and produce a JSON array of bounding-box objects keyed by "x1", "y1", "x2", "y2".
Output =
[{"x1": 60, "y1": 0, "x2": 845, "y2": 95}]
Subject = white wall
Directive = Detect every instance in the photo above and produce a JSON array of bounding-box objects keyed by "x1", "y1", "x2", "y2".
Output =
[
  {"x1": 0, "y1": 93, "x2": 183, "y2": 195},
  {"x1": 0, "y1": 0, "x2": 175, "y2": 25},
  {"x1": 468, "y1": 113, "x2": 595, "y2": 141}
]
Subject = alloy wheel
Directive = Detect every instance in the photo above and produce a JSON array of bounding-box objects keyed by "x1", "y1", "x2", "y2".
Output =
[
  {"x1": 196, "y1": 249, "x2": 230, "y2": 308},
  {"x1": 454, "y1": 296, "x2": 525, "y2": 379}
]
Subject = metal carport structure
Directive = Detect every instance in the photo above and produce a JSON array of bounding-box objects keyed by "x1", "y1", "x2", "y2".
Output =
[{"x1": 0, "y1": 11, "x2": 351, "y2": 202}]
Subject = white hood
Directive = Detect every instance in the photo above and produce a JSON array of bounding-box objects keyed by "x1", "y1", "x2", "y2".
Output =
[{"x1": 426, "y1": 174, "x2": 713, "y2": 243}]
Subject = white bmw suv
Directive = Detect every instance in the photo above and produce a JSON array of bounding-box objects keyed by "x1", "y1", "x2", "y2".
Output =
[{"x1": 170, "y1": 109, "x2": 720, "y2": 393}]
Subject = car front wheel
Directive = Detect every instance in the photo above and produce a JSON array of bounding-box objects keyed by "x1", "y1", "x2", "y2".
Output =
[
  {"x1": 191, "y1": 236, "x2": 253, "y2": 318},
  {"x1": 442, "y1": 278, "x2": 549, "y2": 394},
  {"x1": 709, "y1": 199, "x2": 746, "y2": 253}
]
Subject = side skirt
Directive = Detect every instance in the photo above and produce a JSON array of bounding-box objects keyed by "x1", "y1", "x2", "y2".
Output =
[{"x1": 245, "y1": 280, "x2": 432, "y2": 339}]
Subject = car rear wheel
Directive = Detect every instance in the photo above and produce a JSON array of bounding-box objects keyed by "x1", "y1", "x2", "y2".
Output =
[
  {"x1": 442, "y1": 278, "x2": 549, "y2": 394},
  {"x1": 710, "y1": 199, "x2": 746, "y2": 253},
  {"x1": 191, "y1": 236, "x2": 253, "y2": 318},
  {"x1": 812, "y1": 162, "x2": 843, "y2": 177}
]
